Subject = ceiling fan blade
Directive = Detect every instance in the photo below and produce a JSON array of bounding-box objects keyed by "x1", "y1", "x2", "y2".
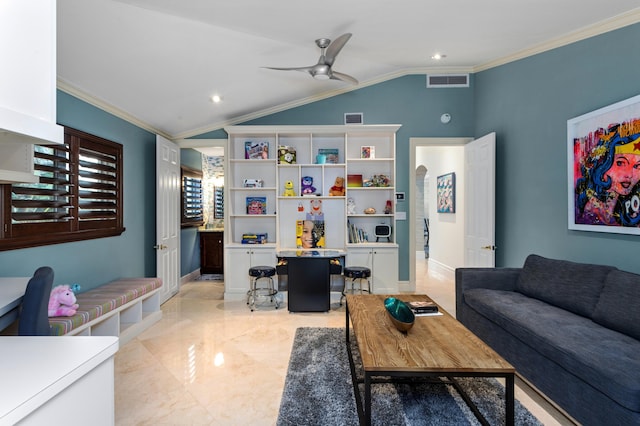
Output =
[
  {"x1": 263, "y1": 66, "x2": 313, "y2": 72},
  {"x1": 330, "y1": 71, "x2": 358, "y2": 85},
  {"x1": 325, "y1": 33, "x2": 352, "y2": 66}
]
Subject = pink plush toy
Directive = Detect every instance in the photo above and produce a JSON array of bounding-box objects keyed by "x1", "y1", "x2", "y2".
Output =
[{"x1": 48, "y1": 285, "x2": 79, "y2": 317}]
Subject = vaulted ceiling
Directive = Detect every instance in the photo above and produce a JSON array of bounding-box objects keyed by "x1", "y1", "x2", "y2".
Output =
[{"x1": 57, "y1": 0, "x2": 640, "y2": 139}]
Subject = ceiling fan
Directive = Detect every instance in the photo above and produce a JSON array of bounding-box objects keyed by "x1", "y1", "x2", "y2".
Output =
[{"x1": 264, "y1": 33, "x2": 358, "y2": 84}]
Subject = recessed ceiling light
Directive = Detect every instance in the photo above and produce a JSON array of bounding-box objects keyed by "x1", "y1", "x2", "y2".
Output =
[
  {"x1": 431, "y1": 54, "x2": 446, "y2": 60},
  {"x1": 211, "y1": 95, "x2": 222, "y2": 103}
]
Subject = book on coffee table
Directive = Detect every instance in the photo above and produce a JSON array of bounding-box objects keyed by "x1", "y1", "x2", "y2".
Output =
[{"x1": 407, "y1": 301, "x2": 439, "y2": 314}]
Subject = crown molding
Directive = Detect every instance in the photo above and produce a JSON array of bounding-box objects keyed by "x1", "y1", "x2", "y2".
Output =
[
  {"x1": 57, "y1": 79, "x2": 173, "y2": 139},
  {"x1": 474, "y1": 8, "x2": 640, "y2": 72}
]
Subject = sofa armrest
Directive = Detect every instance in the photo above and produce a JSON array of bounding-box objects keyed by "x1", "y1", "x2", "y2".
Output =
[{"x1": 455, "y1": 267, "x2": 521, "y2": 315}]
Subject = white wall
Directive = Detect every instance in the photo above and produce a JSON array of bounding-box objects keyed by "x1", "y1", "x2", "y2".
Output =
[{"x1": 416, "y1": 145, "x2": 465, "y2": 270}]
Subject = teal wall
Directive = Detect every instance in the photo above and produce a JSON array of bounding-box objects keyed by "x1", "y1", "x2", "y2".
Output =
[
  {"x1": 0, "y1": 91, "x2": 157, "y2": 291},
  {"x1": 475, "y1": 23, "x2": 640, "y2": 273},
  {"x1": 180, "y1": 148, "x2": 203, "y2": 276}
]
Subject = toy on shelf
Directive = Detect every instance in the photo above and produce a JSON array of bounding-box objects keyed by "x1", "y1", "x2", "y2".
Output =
[
  {"x1": 282, "y1": 180, "x2": 296, "y2": 196},
  {"x1": 384, "y1": 200, "x2": 393, "y2": 214},
  {"x1": 309, "y1": 199, "x2": 323, "y2": 218},
  {"x1": 329, "y1": 176, "x2": 345, "y2": 196},
  {"x1": 48, "y1": 285, "x2": 79, "y2": 317},
  {"x1": 372, "y1": 174, "x2": 390, "y2": 187},
  {"x1": 301, "y1": 176, "x2": 316, "y2": 195},
  {"x1": 347, "y1": 197, "x2": 357, "y2": 215},
  {"x1": 278, "y1": 145, "x2": 296, "y2": 164}
]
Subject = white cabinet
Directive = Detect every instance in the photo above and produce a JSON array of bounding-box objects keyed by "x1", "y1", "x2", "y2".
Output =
[
  {"x1": 224, "y1": 125, "x2": 400, "y2": 298},
  {"x1": 1, "y1": 336, "x2": 118, "y2": 425},
  {"x1": 347, "y1": 246, "x2": 398, "y2": 293},
  {"x1": 224, "y1": 246, "x2": 276, "y2": 299},
  {"x1": 0, "y1": 1, "x2": 64, "y2": 184}
]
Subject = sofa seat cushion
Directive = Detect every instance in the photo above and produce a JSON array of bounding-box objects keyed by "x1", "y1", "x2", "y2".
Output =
[
  {"x1": 515, "y1": 254, "x2": 615, "y2": 318},
  {"x1": 464, "y1": 288, "x2": 640, "y2": 412},
  {"x1": 49, "y1": 278, "x2": 162, "y2": 335},
  {"x1": 593, "y1": 270, "x2": 640, "y2": 341}
]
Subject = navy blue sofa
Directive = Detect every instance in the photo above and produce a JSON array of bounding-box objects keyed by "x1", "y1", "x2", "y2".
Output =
[{"x1": 456, "y1": 254, "x2": 640, "y2": 425}]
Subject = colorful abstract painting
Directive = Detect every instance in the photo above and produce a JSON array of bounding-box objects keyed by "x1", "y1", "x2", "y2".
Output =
[
  {"x1": 437, "y1": 172, "x2": 455, "y2": 213},
  {"x1": 568, "y1": 93, "x2": 640, "y2": 234}
]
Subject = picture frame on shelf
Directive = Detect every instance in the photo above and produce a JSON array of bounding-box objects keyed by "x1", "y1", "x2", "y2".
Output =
[
  {"x1": 436, "y1": 172, "x2": 455, "y2": 213},
  {"x1": 318, "y1": 148, "x2": 339, "y2": 164},
  {"x1": 361, "y1": 146, "x2": 375, "y2": 159},
  {"x1": 246, "y1": 196, "x2": 267, "y2": 214},
  {"x1": 245, "y1": 141, "x2": 269, "y2": 159},
  {"x1": 296, "y1": 219, "x2": 325, "y2": 248}
]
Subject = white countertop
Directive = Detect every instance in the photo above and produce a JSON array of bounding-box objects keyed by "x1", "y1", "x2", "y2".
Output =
[{"x1": 0, "y1": 336, "x2": 119, "y2": 424}]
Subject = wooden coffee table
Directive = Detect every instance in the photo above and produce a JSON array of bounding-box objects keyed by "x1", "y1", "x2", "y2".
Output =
[{"x1": 345, "y1": 294, "x2": 515, "y2": 426}]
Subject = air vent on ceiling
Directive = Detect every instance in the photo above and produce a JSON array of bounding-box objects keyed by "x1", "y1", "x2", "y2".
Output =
[{"x1": 426, "y1": 74, "x2": 469, "y2": 88}]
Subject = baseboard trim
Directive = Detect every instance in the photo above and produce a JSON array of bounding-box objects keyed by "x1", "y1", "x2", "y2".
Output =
[
  {"x1": 427, "y1": 259, "x2": 455, "y2": 281},
  {"x1": 181, "y1": 269, "x2": 201, "y2": 285}
]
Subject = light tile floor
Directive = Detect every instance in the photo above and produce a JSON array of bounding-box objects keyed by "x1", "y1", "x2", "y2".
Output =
[{"x1": 114, "y1": 255, "x2": 574, "y2": 425}]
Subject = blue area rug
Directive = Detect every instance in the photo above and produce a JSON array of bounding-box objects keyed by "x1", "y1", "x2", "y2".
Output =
[{"x1": 277, "y1": 327, "x2": 542, "y2": 426}]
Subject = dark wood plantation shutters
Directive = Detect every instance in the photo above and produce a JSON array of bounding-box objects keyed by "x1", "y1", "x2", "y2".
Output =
[
  {"x1": 181, "y1": 165, "x2": 204, "y2": 227},
  {"x1": 10, "y1": 143, "x2": 73, "y2": 235},
  {"x1": 77, "y1": 136, "x2": 122, "y2": 230},
  {"x1": 0, "y1": 127, "x2": 124, "y2": 250}
]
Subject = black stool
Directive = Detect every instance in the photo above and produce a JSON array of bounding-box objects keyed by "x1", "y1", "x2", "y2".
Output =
[
  {"x1": 340, "y1": 266, "x2": 371, "y2": 305},
  {"x1": 247, "y1": 266, "x2": 279, "y2": 311}
]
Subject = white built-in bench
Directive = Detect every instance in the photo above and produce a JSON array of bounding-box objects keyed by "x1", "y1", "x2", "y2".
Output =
[{"x1": 48, "y1": 278, "x2": 162, "y2": 345}]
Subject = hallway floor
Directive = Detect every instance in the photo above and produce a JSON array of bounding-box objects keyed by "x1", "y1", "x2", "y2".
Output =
[{"x1": 114, "y1": 255, "x2": 573, "y2": 425}]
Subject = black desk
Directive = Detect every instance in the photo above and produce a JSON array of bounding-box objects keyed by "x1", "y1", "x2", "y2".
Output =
[{"x1": 277, "y1": 250, "x2": 343, "y2": 312}]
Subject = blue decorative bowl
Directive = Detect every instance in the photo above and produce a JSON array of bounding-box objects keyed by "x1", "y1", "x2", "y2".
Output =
[{"x1": 384, "y1": 297, "x2": 415, "y2": 332}]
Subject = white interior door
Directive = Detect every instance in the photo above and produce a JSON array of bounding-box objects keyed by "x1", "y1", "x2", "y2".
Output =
[
  {"x1": 464, "y1": 132, "x2": 496, "y2": 267},
  {"x1": 156, "y1": 135, "x2": 180, "y2": 303}
]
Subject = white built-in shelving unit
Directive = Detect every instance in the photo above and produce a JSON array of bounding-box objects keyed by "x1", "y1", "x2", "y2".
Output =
[{"x1": 223, "y1": 125, "x2": 400, "y2": 298}]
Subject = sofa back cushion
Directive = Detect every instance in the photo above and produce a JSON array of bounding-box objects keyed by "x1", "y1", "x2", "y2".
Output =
[
  {"x1": 592, "y1": 270, "x2": 640, "y2": 340},
  {"x1": 516, "y1": 254, "x2": 614, "y2": 318}
]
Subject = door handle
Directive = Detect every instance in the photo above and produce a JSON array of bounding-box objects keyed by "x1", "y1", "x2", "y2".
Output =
[
  {"x1": 481, "y1": 245, "x2": 497, "y2": 250},
  {"x1": 153, "y1": 244, "x2": 167, "y2": 250}
]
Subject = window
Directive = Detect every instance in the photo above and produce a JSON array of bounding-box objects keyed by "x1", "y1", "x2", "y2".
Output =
[
  {"x1": 181, "y1": 165, "x2": 204, "y2": 227},
  {"x1": 0, "y1": 127, "x2": 124, "y2": 250}
]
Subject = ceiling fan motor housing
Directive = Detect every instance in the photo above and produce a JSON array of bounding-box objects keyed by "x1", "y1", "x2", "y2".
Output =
[{"x1": 315, "y1": 38, "x2": 331, "y2": 49}]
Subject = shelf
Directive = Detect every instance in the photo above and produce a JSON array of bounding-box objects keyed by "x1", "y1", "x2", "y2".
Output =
[
  {"x1": 230, "y1": 187, "x2": 277, "y2": 191},
  {"x1": 346, "y1": 242, "x2": 399, "y2": 247},
  {"x1": 347, "y1": 157, "x2": 394, "y2": 162},
  {"x1": 346, "y1": 187, "x2": 394, "y2": 190},
  {"x1": 225, "y1": 242, "x2": 277, "y2": 249},
  {"x1": 348, "y1": 214, "x2": 393, "y2": 218},
  {"x1": 230, "y1": 214, "x2": 276, "y2": 218},
  {"x1": 230, "y1": 159, "x2": 277, "y2": 164},
  {"x1": 278, "y1": 163, "x2": 346, "y2": 168},
  {"x1": 278, "y1": 195, "x2": 345, "y2": 200}
]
